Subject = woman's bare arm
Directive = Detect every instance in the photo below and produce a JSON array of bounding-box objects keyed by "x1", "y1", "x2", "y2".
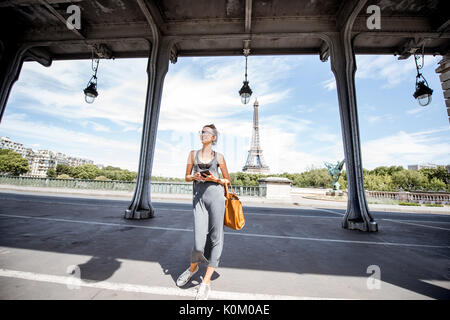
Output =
[
  {"x1": 185, "y1": 150, "x2": 202, "y2": 182},
  {"x1": 218, "y1": 153, "x2": 231, "y2": 186}
]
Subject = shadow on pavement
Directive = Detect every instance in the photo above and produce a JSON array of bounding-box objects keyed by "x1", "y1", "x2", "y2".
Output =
[{"x1": 0, "y1": 192, "x2": 449, "y2": 299}]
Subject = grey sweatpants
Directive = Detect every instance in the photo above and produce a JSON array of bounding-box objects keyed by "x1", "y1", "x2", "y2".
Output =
[{"x1": 191, "y1": 181, "x2": 226, "y2": 268}]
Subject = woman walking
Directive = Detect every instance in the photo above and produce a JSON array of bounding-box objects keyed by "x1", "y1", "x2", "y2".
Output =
[{"x1": 177, "y1": 124, "x2": 231, "y2": 300}]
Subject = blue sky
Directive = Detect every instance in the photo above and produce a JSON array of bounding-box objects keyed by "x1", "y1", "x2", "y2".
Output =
[{"x1": 0, "y1": 53, "x2": 448, "y2": 178}]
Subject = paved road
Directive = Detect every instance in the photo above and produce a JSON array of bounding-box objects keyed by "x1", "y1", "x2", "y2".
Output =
[{"x1": 0, "y1": 192, "x2": 449, "y2": 300}]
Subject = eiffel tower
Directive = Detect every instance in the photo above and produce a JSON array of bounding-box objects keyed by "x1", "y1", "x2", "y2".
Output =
[{"x1": 242, "y1": 99, "x2": 270, "y2": 173}]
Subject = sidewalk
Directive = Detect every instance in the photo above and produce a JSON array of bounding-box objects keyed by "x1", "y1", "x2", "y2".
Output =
[{"x1": 1, "y1": 184, "x2": 449, "y2": 214}]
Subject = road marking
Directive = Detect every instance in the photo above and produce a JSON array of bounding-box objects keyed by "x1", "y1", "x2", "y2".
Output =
[
  {"x1": 0, "y1": 213, "x2": 192, "y2": 233},
  {"x1": 158, "y1": 208, "x2": 343, "y2": 219},
  {"x1": 0, "y1": 268, "x2": 338, "y2": 300},
  {"x1": 0, "y1": 213, "x2": 448, "y2": 249},
  {"x1": 244, "y1": 213, "x2": 341, "y2": 219},
  {"x1": 388, "y1": 219, "x2": 450, "y2": 224},
  {"x1": 0, "y1": 197, "x2": 127, "y2": 208},
  {"x1": 382, "y1": 219, "x2": 450, "y2": 231},
  {"x1": 306, "y1": 208, "x2": 345, "y2": 216},
  {"x1": 1, "y1": 198, "x2": 341, "y2": 218},
  {"x1": 228, "y1": 231, "x2": 450, "y2": 248}
]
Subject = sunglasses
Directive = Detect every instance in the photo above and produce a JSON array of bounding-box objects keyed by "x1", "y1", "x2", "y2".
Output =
[{"x1": 198, "y1": 130, "x2": 214, "y2": 136}]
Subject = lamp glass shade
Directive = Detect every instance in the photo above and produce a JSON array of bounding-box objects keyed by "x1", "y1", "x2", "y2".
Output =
[
  {"x1": 239, "y1": 81, "x2": 252, "y2": 105},
  {"x1": 85, "y1": 93, "x2": 96, "y2": 104},
  {"x1": 413, "y1": 81, "x2": 433, "y2": 106},
  {"x1": 84, "y1": 83, "x2": 98, "y2": 104},
  {"x1": 417, "y1": 94, "x2": 432, "y2": 106},
  {"x1": 241, "y1": 95, "x2": 250, "y2": 104}
]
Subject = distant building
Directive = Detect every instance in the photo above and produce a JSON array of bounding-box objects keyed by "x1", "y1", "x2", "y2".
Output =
[
  {"x1": 1, "y1": 136, "x2": 95, "y2": 178},
  {"x1": 408, "y1": 163, "x2": 439, "y2": 170},
  {"x1": 26, "y1": 150, "x2": 56, "y2": 177},
  {"x1": 0, "y1": 136, "x2": 27, "y2": 158}
]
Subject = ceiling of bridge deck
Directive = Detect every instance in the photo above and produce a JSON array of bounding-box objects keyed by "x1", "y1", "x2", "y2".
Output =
[{"x1": 0, "y1": 0, "x2": 448, "y2": 61}]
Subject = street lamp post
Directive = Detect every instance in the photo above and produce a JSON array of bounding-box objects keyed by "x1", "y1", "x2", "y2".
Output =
[{"x1": 239, "y1": 48, "x2": 252, "y2": 104}]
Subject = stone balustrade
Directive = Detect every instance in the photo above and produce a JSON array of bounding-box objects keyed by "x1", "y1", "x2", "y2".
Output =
[
  {"x1": 257, "y1": 177, "x2": 292, "y2": 201},
  {"x1": 2, "y1": 174, "x2": 447, "y2": 203},
  {"x1": 366, "y1": 190, "x2": 449, "y2": 204}
]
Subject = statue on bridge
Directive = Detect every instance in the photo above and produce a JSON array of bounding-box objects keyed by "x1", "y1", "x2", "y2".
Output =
[{"x1": 324, "y1": 159, "x2": 345, "y2": 195}]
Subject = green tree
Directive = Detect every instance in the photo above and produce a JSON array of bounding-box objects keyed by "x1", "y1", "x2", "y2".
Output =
[
  {"x1": 371, "y1": 166, "x2": 389, "y2": 176},
  {"x1": 371, "y1": 165, "x2": 404, "y2": 176},
  {"x1": 427, "y1": 177, "x2": 447, "y2": 192},
  {"x1": 0, "y1": 149, "x2": 29, "y2": 176},
  {"x1": 99, "y1": 168, "x2": 137, "y2": 181},
  {"x1": 419, "y1": 167, "x2": 449, "y2": 185},
  {"x1": 94, "y1": 175, "x2": 111, "y2": 181},
  {"x1": 56, "y1": 164, "x2": 74, "y2": 177},
  {"x1": 388, "y1": 166, "x2": 405, "y2": 175},
  {"x1": 392, "y1": 170, "x2": 428, "y2": 191},
  {"x1": 183, "y1": 165, "x2": 449, "y2": 192},
  {"x1": 57, "y1": 174, "x2": 73, "y2": 179},
  {"x1": 47, "y1": 168, "x2": 57, "y2": 178},
  {"x1": 364, "y1": 173, "x2": 395, "y2": 191},
  {"x1": 103, "y1": 166, "x2": 121, "y2": 171},
  {"x1": 338, "y1": 175, "x2": 347, "y2": 190},
  {"x1": 71, "y1": 164, "x2": 101, "y2": 180},
  {"x1": 300, "y1": 168, "x2": 332, "y2": 188}
]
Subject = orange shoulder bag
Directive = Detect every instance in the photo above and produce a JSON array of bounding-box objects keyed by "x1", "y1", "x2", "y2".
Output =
[{"x1": 223, "y1": 181, "x2": 245, "y2": 230}]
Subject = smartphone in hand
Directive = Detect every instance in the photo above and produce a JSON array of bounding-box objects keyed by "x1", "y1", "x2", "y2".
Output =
[{"x1": 200, "y1": 170, "x2": 211, "y2": 178}]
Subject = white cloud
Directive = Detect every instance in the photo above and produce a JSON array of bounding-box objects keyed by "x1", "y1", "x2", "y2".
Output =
[
  {"x1": 0, "y1": 116, "x2": 140, "y2": 170},
  {"x1": 313, "y1": 132, "x2": 339, "y2": 142},
  {"x1": 355, "y1": 55, "x2": 441, "y2": 89},
  {"x1": 361, "y1": 127, "x2": 450, "y2": 169},
  {"x1": 322, "y1": 78, "x2": 336, "y2": 91},
  {"x1": 10, "y1": 59, "x2": 148, "y2": 129},
  {"x1": 4, "y1": 113, "x2": 27, "y2": 121},
  {"x1": 258, "y1": 125, "x2": 344, "y2": 173},
  {"x1": 81, "y1": 120, "x2": 111, "y2": 132},
  {"x1": 365, "y1": 114, "x2": 394, "y2": 124},
  {"x1": 406, "y1": 107, "x2": 427, "y2": 115},
  {"x1": 320, "y1": 55, "x2": 440, "y2": 92}
]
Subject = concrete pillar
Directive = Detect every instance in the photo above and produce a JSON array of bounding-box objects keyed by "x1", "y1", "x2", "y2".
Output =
[
  {"x1": 326, "y1": 30, "x2": 378, "y2": 232},
  {"x1": 124, "y1": 38, "x2": 174, "y2": 219},
  {"x1": 397, "y1": 191, "x2": 409, "y2": 202},
  {"x1": 434, "y1": 53, "x2": 450, "y2": 122},
  {"x1": 258, "y1": 177, "x2": 292, "y2": 201}
]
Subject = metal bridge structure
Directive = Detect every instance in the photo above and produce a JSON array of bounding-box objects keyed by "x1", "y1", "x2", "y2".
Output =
[{"x1": 0, "y1": 0, "x2": 449, "y2": 231}]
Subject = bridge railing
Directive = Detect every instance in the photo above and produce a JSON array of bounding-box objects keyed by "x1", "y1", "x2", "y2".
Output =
[
  {"x1": 365, "y1": 190, "x2": 449, "y2": 204},
  {"x1": 0, "y1": 175, "x2": 266, "y2": 197}
]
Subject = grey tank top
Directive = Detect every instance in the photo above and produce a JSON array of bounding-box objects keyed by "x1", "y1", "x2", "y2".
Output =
[{"x1": 193, "y1": 149, "x2": 219, "y2": 178}]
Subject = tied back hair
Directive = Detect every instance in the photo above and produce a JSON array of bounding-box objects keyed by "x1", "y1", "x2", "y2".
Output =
[{"x1": 204, "y1": 124, "x2": 219, "y2": 146}]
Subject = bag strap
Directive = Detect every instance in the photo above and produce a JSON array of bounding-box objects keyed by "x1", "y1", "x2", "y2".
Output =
[
  {"x1": 224, "y1": 181, "x2": 229, "y2": 197},
  {"x1": 224, "y1": 181, "x2": 237, "y2": 196}
]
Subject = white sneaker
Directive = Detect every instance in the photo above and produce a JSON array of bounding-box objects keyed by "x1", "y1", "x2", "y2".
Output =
[
  {"x1": 195, "y1": 281, "x2": 211, "y2": 300},
  {"x1": 176, "y1": 265, "x2": 199, "y2": 287}
]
